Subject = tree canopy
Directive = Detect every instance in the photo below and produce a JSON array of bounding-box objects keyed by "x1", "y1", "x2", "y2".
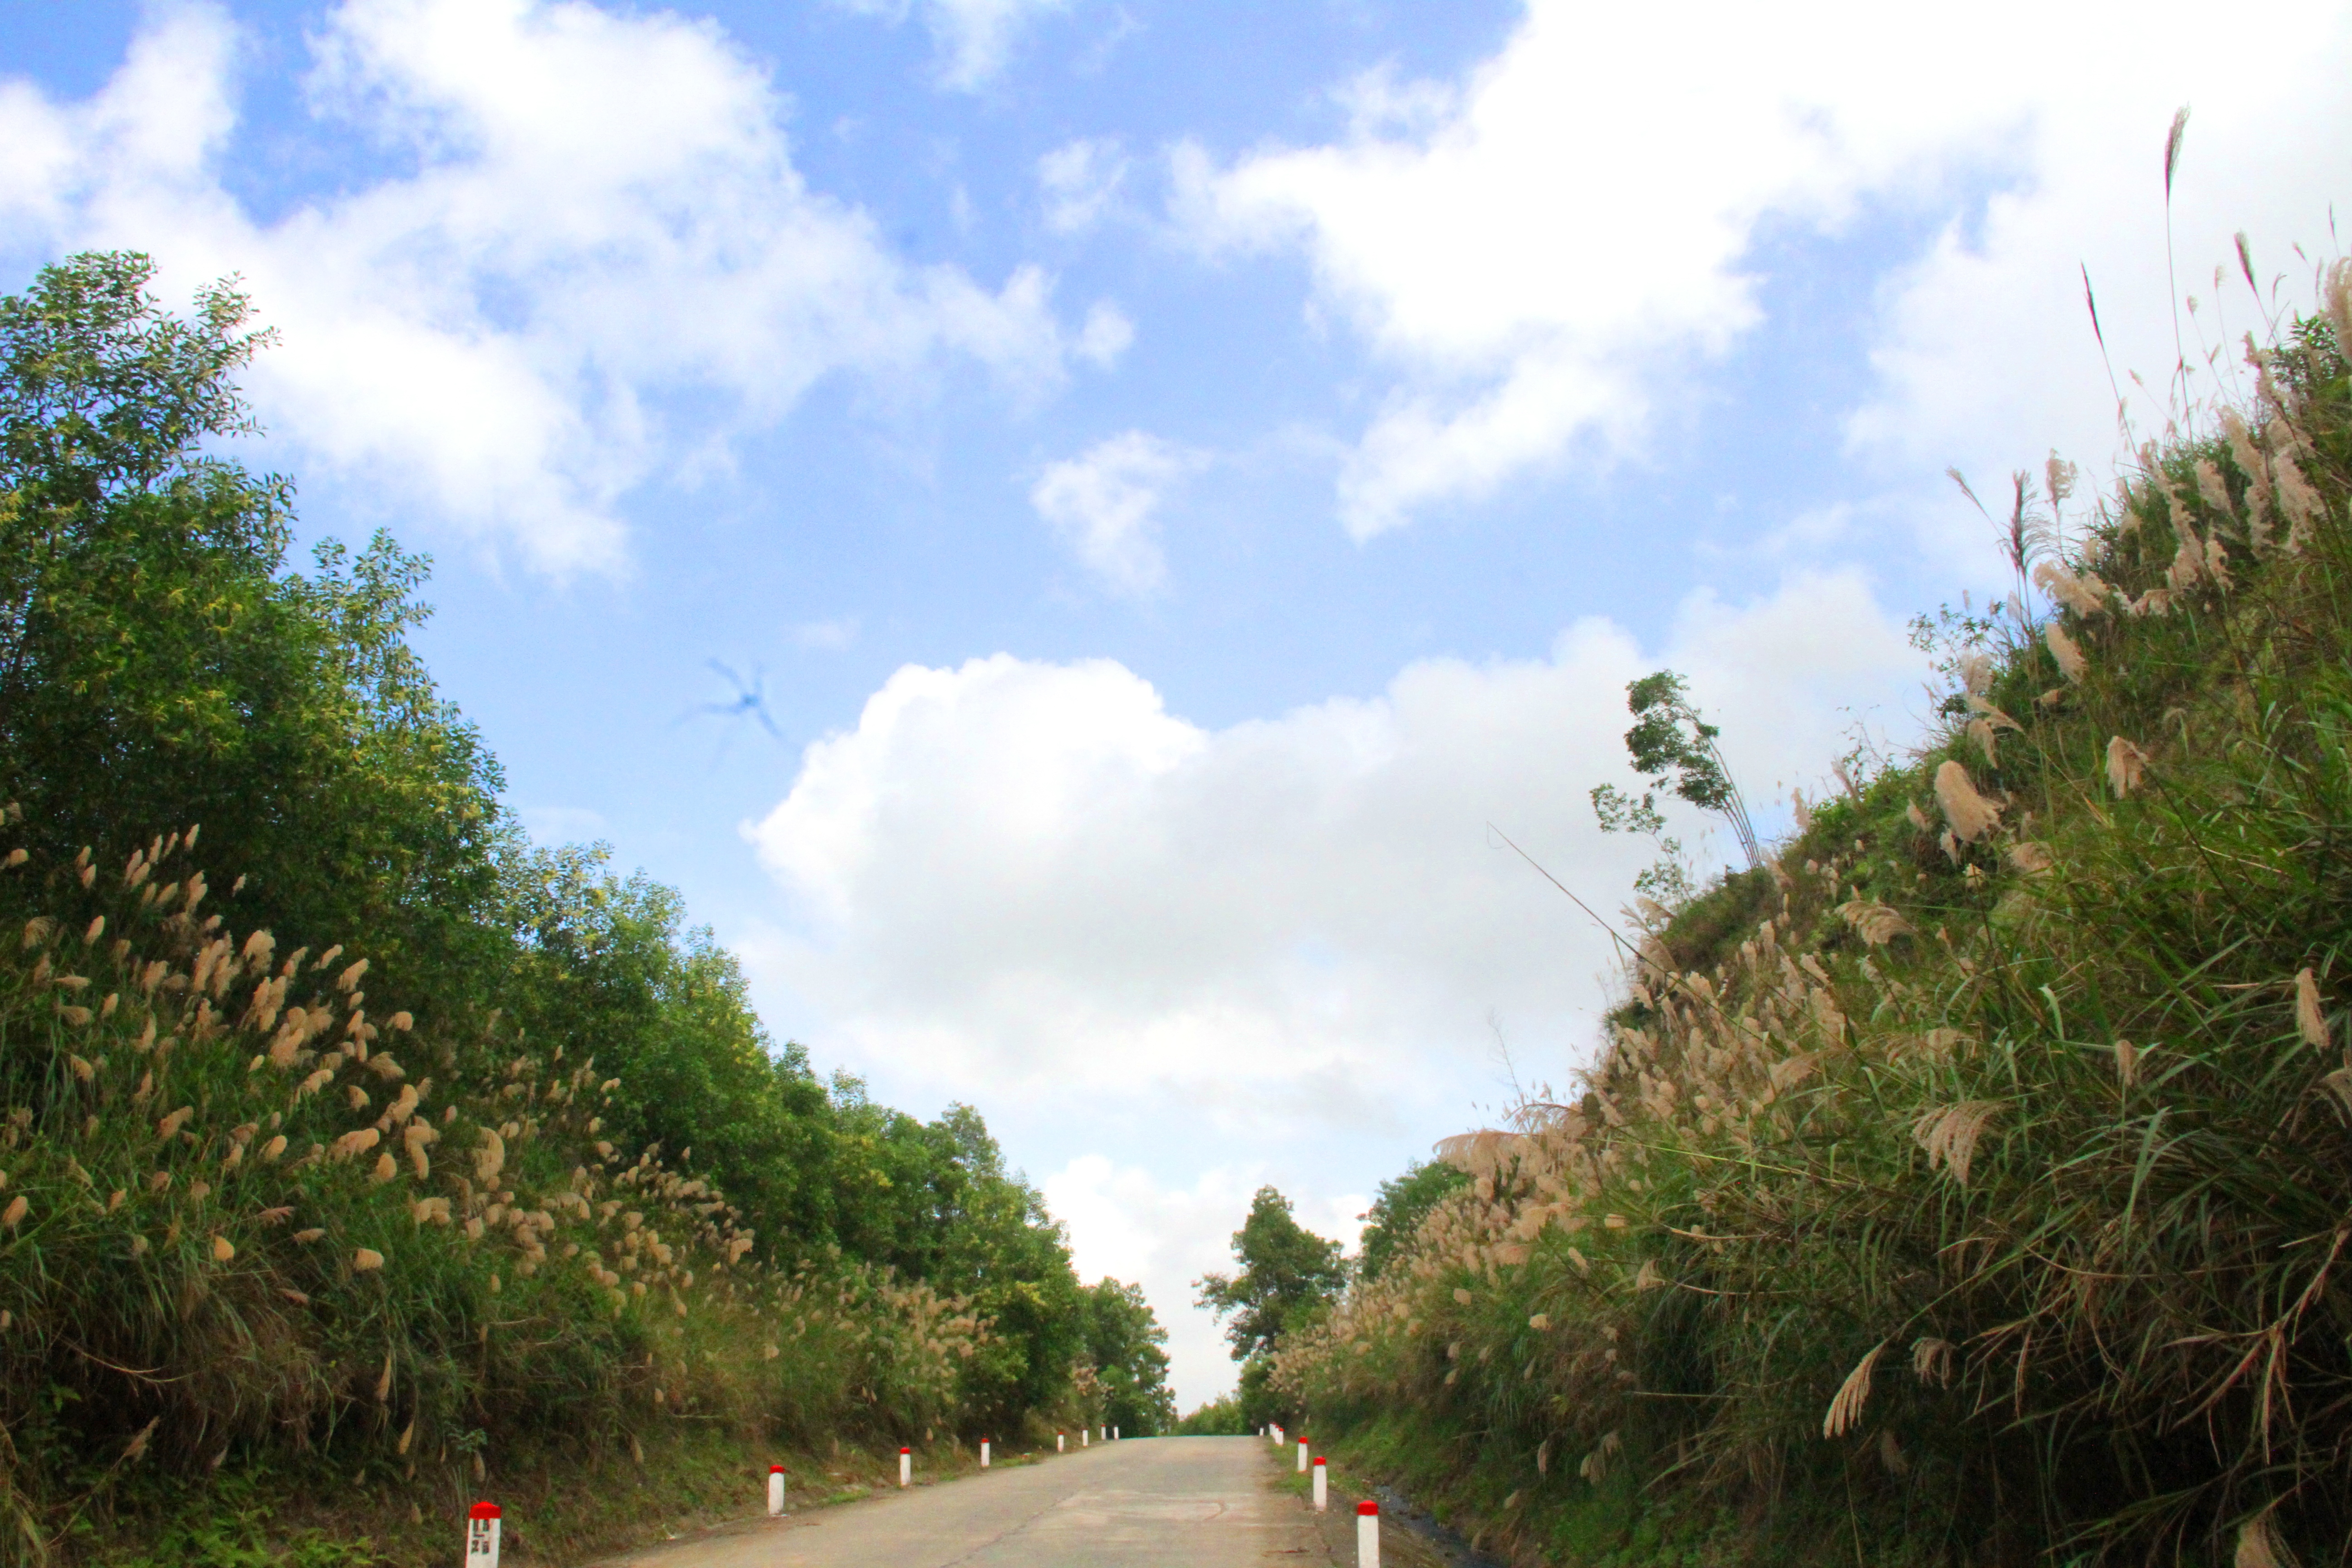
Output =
[
  {"x1": 1196, "y1": 1185, "x2": 1348, "y2": 1362},
  {"x1": 0, "y1": 252, "x2": 508, "y2": 1000},
  {"x1": 1080, "y1": 1277, "x2": 1177, "y2": 1435},
  {"x1": 1590, "y1": 668, "x2": 1759, "y2": 871},
  {"x1": 1355, "y1": 1159, "x2": 1467, "y2": 1284}
]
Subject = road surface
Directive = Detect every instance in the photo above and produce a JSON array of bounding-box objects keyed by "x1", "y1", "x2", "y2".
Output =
[{"x1": 600, "y1": 1436, "x2": 1390, "y2": 1568}]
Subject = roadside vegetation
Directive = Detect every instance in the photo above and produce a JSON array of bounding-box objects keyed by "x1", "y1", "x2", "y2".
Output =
[
  {"x1": 1264, "y1": 264, "x2": 2352, "y2": 1565},
  {"x1": 0, "y1": 252, "x2": 1171, "y2": 1566}
]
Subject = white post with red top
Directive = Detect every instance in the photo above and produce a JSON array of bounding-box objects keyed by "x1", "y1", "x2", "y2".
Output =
[
  {"x1": 464, "y1": 1502, "x2": 501, "y2": 1568},
  {"x1": 1312, "y1": 1455, "x2": 1327, "y2": 1511},
  {"x1": 1057, "y1": 1431, "x2": 1065, "y2": 1452},
  {"x1": 1357, "y1": 1500, "x2": 1381, "y2": 1568},
  {"x1": 898, "y1": 1446, "x2": 911, "y2": 1487},
  {"x1": 980, "y1": 1438, "x2": 991, "y2": 1468},
  {"x1": 1296, "y1": 1436, "x2": 1308, "y2": 1472},
  {"x1": 767, "y1": 1465, "x2": 785, "y2": 1516}
]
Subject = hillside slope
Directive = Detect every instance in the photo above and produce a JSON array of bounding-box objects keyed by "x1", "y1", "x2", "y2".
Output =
[{"x1": 1277, "y1": 283, "x2": 2352, "y2": 1565}]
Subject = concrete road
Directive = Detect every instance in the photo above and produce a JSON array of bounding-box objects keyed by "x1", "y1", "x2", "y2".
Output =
[{"x1": 601, "y1": 1436, "x2": 1366, "y2": 1568}]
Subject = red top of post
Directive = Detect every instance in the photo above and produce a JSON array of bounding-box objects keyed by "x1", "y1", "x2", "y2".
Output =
[
  {"x1": 1357, "y1": 1501, "x2": 1379, "y2": 1516},
  {"x1": 469, "y1": 1502, "x2": 501, "y2": 1520},
  {"x1": 1313, "y1": 1456, "x2": 1326, "y2": 1465},
  {"x1": 899, "y1": 1446, "x2": 911, "y2": 1454},
  {"x1": 770, "y1": 1464, "x2": 785, "y2": 1474}
]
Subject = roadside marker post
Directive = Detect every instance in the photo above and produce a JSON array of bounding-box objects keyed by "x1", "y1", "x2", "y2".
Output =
[
  {"x1": 1057, "y1": 1432, "x2": 1065, "y2": 1452},
  {"x1": 1112, "y1": 1426, "x2": 1119, "y2": 1441},
  {"x1": 1081, "y1": 1428, "x2": 1088, "y2": 1447},
  {"x1": 1357, "y1": 1500, "x2": 1381, "y2": 1568},
  {"x1": 1296, "y1": 1436, "x2": 1308, "y2": 1473},
  {"x1": 767, "y1": 1465, "x2": 786, "y2": 1516},
  {"x1": 464, "y1": 1502, "x2": 501, "y2": 1568},
  {"x1": 980, "y1": 1439, "x2": 991, "y2": 1468},
  {"x1": 1312, "y1": 1456, "x2": 1327, "y2": 1511},
  {"x1": 898, "y1": 1447, "x2": 911, "y2": 1487}
]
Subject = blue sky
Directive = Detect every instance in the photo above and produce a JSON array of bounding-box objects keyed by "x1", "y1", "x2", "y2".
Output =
[{"x1": 3, "y1": 0, "x2": 2346, "y2": 1404}]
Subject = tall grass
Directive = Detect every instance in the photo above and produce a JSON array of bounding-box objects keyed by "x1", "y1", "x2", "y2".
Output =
[
  {"x1": 1279, "y1": 279, "x2": 2352, "y2": 1564},
  {"x1": 0, "y1": 832, "x2": 985, "y2": 1562}
]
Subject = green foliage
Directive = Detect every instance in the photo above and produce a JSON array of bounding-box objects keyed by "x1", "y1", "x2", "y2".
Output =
[
  {"x1": 1078, "y1": 1278, "x2": 1175, "y2": 1436},
  {"x1": 0, "y1": 252, "x2": 508, "y2": 1014},
  {"x1": 492, "y1": 845, "x2": 829, "y2": 1255},
  {"x1": 463, "y1": 848, "x2": 1097, "y2": 1441},
  {"x1": 1353, "y1": 1160, "x2": 1465, "y2": 1284},
  {"x1": 1172, "y1": 1391, "x2": 1250, "y2": 1435},
  {"x1": 1279, "y1": 301, "x2": 2352, "y2": 1564},
  {"x1": 1232, "y1": 1355, "x2": 1284, "y2": 1433},
  {"x1": 1591, "y1": 670, "x2": 1759, "y2": 870},
  {"x1": 1194, "y1": 1186, "x2": 1347, "y2": 1362}
]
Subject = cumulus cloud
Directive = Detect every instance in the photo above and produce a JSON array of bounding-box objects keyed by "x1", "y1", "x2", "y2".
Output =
[
  {"x1": 745, "y1": 568, "x2": 1921, "y2": 1130},
  {"x1": 1039, "y1": 136, "x2": 1130, "y2": 234},
  {"x1": 1171, "y1": 0, "x2": 2352, "y2": 545},
  {"x1": 1029, "y1": 430, "x2": 1202, "y2": 594},
  {"x1": 0, "y1": 0, "x2": 1117, "y2": 573},
  {"x1": 836, "y1": 0, "x2": 1073, "y2": 92}
]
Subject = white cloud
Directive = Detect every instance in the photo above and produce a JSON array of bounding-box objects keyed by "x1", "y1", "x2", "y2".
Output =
[
  {"x1": 0, "y1": 0, "x2": 1116, "y2": 574},
  {"x1": 1043, "y1": 1157, "x2": 1243, "y2": 1408},
  {"x1": 792, "y1": 616, "x2": 862, "y2": 651},
  {"x1": 1029, "y1": 430, "x2": 1201, "y2": 595},
  {"x1": 1171, "y1": 0, "x2": 2352, "y2": 545},
  {"x1": 1039, "y1": 136, "x2": 1130, "y2": 235},
  {"x1": 745, "y1": 568, "x2": 1920, "y2": 1131},
  {"x1": 837, "y1": 0, "x2": 1073, "y2": 92},
  {"x1": 1073, "y1": 301, "x2": 1136, "y2": 367}
]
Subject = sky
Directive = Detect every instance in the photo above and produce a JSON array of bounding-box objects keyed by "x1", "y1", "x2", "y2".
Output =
[{"x1": 1, "y1": 0, "x2": 2346, "y2": 1407}]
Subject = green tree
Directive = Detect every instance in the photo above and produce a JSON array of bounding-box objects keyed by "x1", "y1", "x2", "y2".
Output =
[
  {"x1": 1591, "y1": 668, "x2": 1758, "y2": 875},
  {"x1": 1195, "y1": 1186, "x2": 1348, "y2": 1362},
  {"x1": 920, "y1": 1110, "x2": 1083, "y2": 1434},
  {"x1": 493, "y1": 843, "x2": 836, "y2": 1254},
  {"x1": 1079, "y1": 1278, "x2": 1176, "y2": 1435},
  {"x1": 1355, "y1": 1160, "x2": 1467, "y2": 1284},
  {"x1": 0, "y1": 251, "x2": 507, "y2": 1002}
]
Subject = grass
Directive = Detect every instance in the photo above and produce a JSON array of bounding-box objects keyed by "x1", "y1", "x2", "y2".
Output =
[
  {"x1": 67, "y1": 1422, "x2": 1023, "y2": 1566},
  {"x1": 1277, "y1": 287, "x2": 2352, "y2": 1564},
  {"x1": 0, "y1": 834, "x2": 1003, "y2": 1565}
]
